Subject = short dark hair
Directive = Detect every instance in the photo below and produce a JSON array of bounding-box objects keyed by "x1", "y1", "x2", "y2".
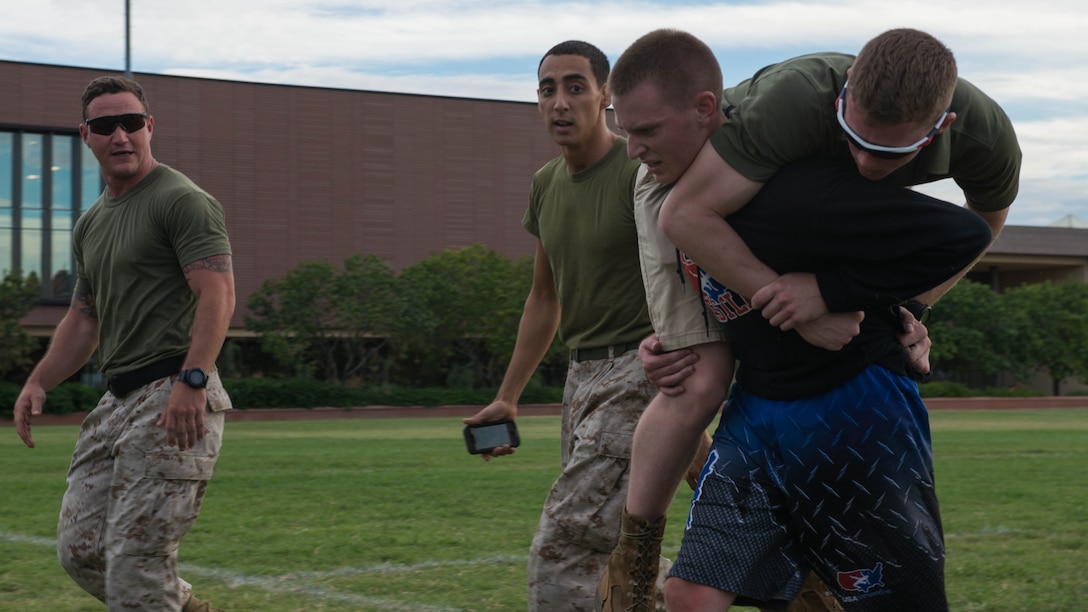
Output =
[
  {"x1": 538, "y1": 40, "x2": 610, "y2": 88},
  {"x1": 850, "y1": 28, "x2": 957, "y2": 124},
  {"x1": 81, "y1": 76, "x2": 150, "y2": 120},
  {"x1": 610, "y1": 29, "x2": 722, "y2": 110}
]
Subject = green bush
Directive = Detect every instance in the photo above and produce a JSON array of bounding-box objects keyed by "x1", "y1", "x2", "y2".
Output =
[
  {"x1": 918, "y1": 380, "x2": 1046, "y2": 398},
  {"x1": 0, "y1": 382, "x2": 18, "y2": 418},
  {"x1": 221, "y1": 378, "x2": 563, "y2": 409},
  {"x1": 1, "y1": 378, "x2": 565, "y2": 416},
  {"x1": 0, "y1": 381, "x2": 104, "y2": 418}
]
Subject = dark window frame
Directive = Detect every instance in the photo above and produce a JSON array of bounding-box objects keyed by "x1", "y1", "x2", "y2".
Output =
[{"x1": 0, "y1": 125, "x2": 102, "y2": 305}]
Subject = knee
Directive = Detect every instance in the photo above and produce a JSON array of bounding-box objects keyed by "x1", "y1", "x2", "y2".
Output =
[{"x1": 672, "y1": 373, "x2": 729, "y2": 429}]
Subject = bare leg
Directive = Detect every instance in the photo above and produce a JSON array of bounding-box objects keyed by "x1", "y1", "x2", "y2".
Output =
[
  {"x1": 598, "y1": 342, "x2": 733, "y2": 612},
  {"x1": 666, "y1": 577, "x2": 737, "y2": 611},
  {"x1": 627, "y1": 341, "x2": 732, "y2": 519}
]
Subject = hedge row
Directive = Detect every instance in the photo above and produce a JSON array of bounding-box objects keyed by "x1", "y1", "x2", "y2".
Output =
[
  {"x1": 0, "y1": 378, "x2": 1057, "y2": 419},
  {"x1": 916, "y1": 380, "x2": 1045, "y2": 398},
  {"x1": 0, "y1": 378, "x2": 566, "y2": 418},
  {"x1": 220, "y1": 378, "x2": 565, "y2": 409},
  {"x1": 0, "y1": 381, "x2": 103, "y2": 418}
]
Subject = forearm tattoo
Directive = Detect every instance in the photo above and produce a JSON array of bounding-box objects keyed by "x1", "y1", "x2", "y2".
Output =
[
  {"x1": 183, "y1": 254, "x2": 233, "y2": 275},
  {"x1": 73, "y1": 291, "x2": 98, "y2": 318}
]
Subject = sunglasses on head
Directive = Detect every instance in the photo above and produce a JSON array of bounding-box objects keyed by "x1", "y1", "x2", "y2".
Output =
[
  {"x1": 835, "y1": 81, "x2": 947, "y2": 160},
  {"x1": 84, "y1": 112, "x2": 149, "y2": 136}
]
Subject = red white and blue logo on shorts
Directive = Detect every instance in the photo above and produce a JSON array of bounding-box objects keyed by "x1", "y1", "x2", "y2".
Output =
[{"x1": 837, "y1": 562, "x2": 884, "y2": 593}]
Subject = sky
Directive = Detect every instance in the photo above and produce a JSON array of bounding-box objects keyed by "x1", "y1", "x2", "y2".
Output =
[{"x1": 2, "y1": 0, "x2": 1086, "y2": 227}]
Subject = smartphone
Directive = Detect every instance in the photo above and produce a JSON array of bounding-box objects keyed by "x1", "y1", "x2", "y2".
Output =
[{"x1": 464, "y1": 420, "x2": 520, "y2": 455}]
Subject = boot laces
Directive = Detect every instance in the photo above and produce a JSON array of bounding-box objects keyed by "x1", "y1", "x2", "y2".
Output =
[{"x1": 623, "y1": 527, "x2": 658, "y2": 612}]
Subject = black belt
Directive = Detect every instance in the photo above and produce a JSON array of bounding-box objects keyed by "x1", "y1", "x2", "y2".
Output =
[
  {"x1": 106, "y1": 354, "x2": 187, "y2": 398},
  {"x1": 569, "y1": 341, "x2": 641, "y2": 362}
]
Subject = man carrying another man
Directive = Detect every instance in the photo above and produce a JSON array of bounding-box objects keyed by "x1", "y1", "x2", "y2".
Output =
[{"x1": 599, "y1": 28, "x2": 1019, "y2": 611}]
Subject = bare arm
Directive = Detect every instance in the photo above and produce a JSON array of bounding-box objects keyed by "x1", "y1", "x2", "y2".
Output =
[
  {"x1": 660, "y1": 140, "x2": 774, "y2": 301},
  {"x1": 662, "y1": 142, "x2": 837, "y2": 329},
  {"x1": 180, "y1": 254, "x2": 236, "y2": 371},
  {"x1": 464, "y1": 241, "x2": 560, "y2": 459},
  {"x1": 158, "y1": 254, "x2": 235, "y2": 450},
  {"x1": 14, "y1": 291, "x2": 100, "y2": 448}
]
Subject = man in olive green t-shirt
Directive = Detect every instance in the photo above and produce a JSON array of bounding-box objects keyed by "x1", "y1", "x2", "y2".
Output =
[{"x1": 13, "y1": 75, "x2": 234, "y2": 612}]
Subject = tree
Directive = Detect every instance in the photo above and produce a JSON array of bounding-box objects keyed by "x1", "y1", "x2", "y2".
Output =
[
  {"x1": 0, "y1": 271, "x2": 40, "y2": 379},
  {"x1": 928, "y1": 279, "x2": 1018, "y2": 383},
  {"x1": 245, "y1": 255, "x2": 399, "y2": 383},
  {"x1": 1002, "y1": 281, "x2": 1088, "y2": 395},
  {"x1": 394, "y1": 245, "x2": 541, "y2": 387}
]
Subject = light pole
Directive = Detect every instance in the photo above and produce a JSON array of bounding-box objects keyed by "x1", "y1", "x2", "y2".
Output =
[{"x1": 124, "y1": 0, "x2": 132, "y2": 79}]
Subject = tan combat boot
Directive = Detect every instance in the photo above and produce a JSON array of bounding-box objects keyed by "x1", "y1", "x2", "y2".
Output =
[
  {"x1": 597, "y1": 509, "x2": 667, "y2": 612},
  {"x1": 183, "y1": 594, "x2": 225, "y2": 612},
  {"x1": 787, "y1": 571, "x2": 845, "y2": 612}
]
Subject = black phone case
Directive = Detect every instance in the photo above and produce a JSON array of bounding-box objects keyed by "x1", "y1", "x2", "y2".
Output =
[{"x1": 463, "y1": 419, "x2": 521, "y2": 454}]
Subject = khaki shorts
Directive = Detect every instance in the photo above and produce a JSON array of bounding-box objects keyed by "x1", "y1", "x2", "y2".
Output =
[{"x1": 634, "y1": 165, "x2": 727, "y2": 351}]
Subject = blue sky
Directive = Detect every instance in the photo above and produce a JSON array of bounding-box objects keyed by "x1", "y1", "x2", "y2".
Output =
[{"x1": 2, "y1": 0, "x2": 1085, "y2": 227}]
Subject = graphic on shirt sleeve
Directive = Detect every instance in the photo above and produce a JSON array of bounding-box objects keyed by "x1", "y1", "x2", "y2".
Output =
[{"x1": 678, "y1": 251, "x2": 753, "y2": 323}]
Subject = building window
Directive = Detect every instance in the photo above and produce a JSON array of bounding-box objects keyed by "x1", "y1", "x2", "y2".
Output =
[{"x1": 0, "y1": 129, "x2": 102, "y2": 303}]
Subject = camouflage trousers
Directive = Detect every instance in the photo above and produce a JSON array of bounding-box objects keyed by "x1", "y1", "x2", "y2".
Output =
[
  {"x1": 57, "y1": 372, "x2": 230, "y2": 611},
  {"x1": 528, "y1": 349, "x2": 669, "y2": 611}
]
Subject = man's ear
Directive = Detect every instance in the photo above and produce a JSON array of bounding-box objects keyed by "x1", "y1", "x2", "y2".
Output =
[
  {"x1": 599, "y1": 82, "x2": 612, "y2": 110},
  {"x1": 694, "y1": 90, "x2": 718, "y2": 122},
  {"x1": 936, "y1": 111, "x2": 956, "y2": 134}
]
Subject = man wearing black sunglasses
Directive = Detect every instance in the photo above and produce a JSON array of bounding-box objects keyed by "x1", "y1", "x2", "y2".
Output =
[{"x1": 13, "y1": 76, "x2": 233, "y2": 612}]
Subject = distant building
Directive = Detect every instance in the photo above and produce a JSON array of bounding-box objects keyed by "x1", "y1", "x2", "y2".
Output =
[
  {"x1": 3, "y1": 60, "x2": 559, "y2": 338},
  {"x1": 4, "y1": 59, "x2": 1087, "y2": 355},
  {"x1": 1048, "y1": 214, "x2": 1088, "y2": 229}
]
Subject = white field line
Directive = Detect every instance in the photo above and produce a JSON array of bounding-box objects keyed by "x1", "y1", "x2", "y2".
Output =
[{"x1": 1, "y1": 530, "x2": 526, "y2": 611}]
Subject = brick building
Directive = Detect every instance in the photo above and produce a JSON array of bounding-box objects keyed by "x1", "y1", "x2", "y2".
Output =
[{"x1": 3, "y1": 60, "x2": 1086, "y2": 352}]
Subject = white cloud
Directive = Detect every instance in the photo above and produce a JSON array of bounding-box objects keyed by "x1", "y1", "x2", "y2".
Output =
[{"x1": 2, "y1": 0, "x2": 1087, "y2": 226}]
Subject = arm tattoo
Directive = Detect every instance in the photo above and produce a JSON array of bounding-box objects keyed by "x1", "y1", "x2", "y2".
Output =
[
  {"x1": 73, "y1": 291, "x2": 98, "y2": 319},
  {"x1": 183, "y1": 254, "x2": 233, "y2": 275}
]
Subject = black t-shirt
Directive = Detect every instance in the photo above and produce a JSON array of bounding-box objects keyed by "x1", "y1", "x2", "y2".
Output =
[{"x1": 699, "y1": 160, "x2": 991, "y2": 399}]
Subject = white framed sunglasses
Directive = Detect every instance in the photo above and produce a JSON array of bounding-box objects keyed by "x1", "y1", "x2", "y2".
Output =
[{"x1": 835, "y1": 80, "x2": 948, "y2": 160}]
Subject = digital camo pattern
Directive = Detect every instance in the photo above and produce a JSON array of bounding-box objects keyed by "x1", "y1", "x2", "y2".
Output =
[
  {"x1": 527, "y1": 350, "x2": 671, "y2": 611},
  {"x1": 57, "y1": 372, "x2": 230, "y2": 611}
]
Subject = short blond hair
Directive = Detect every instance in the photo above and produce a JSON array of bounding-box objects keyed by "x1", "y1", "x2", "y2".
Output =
[{"x1": 849, "y1": 28, "x2": 957, "y2": 124}]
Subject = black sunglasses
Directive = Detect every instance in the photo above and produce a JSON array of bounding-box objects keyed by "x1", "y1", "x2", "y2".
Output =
[{"x1": 84, "y1": 113, "x2": 149, "y2": 136}]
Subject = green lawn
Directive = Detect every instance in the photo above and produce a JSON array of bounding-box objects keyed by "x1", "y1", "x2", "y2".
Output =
[{"x1": 1, "y1": 409, "x2": 1085, "y2": 611}]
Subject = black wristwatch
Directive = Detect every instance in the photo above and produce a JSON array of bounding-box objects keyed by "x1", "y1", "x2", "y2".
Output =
[
  {"x1": 903, "y1": 300, "x2": 932, "y2": 325},
  {"x1": 177, "y1": 368, "x2": 209, "y2": 389}
]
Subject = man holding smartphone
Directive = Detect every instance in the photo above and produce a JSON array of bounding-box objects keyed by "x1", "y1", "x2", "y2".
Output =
[{"x1": 462, "y1": 41, "x2": 678, "y2": 611}]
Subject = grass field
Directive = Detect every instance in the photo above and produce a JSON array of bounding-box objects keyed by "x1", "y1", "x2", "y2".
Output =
[{"x1": 1, "y1": 409, "x2": 1086, "y2": 611}]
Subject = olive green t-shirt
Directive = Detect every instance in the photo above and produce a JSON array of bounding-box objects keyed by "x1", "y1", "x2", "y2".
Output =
[
  {"x1": 711, "y1": 52, "x2": 1022, "y2": 212},
  {"x1": 523, "y1": 138, "x2": 652, "y2": 349},
  {"x1": 73, "y1": 164, "x2": 232, "y2": 376}
]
